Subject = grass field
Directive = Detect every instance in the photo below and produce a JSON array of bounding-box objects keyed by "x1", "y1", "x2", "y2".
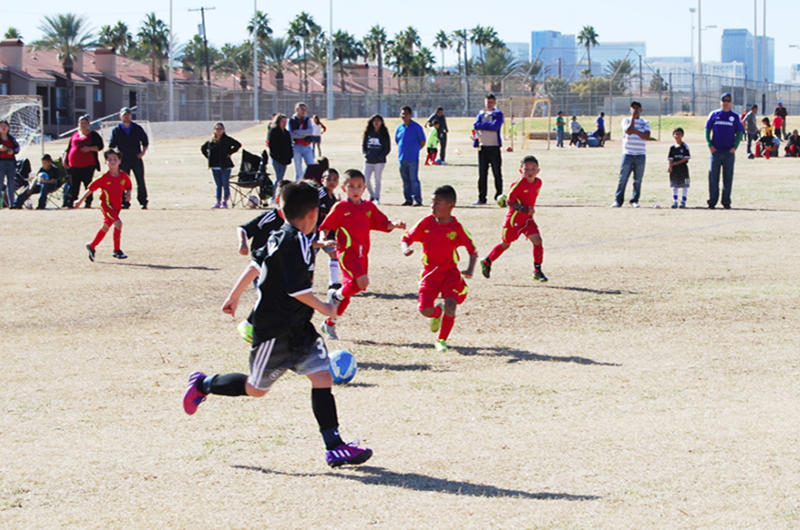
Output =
[{"x1": 2, "y1": 115, "x2": 800, "y2": 529}]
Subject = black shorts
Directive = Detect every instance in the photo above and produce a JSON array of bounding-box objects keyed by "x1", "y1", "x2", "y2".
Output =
[{"x1": 248, "y1": 326, "x2": 329, "y2": 390}]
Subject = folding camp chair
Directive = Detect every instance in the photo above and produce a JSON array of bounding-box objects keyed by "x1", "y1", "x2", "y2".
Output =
[
  {"x1": 230, "y1": 150, "x2": 272, "y2": 208},
  {"x1": 46, "y1": 157, "x2": 70, "y2": 209}
]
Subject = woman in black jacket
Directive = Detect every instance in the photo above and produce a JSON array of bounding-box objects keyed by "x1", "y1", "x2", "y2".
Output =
[
  {"x1": 201, "y1": 123, "x2": 241, "y2": 208},
  {"x1": 267, "y1": 114, "x2": 293, "y2": 181},
  {"x1": 361, "y1": 114, "x2": 391, "y2": 203}
]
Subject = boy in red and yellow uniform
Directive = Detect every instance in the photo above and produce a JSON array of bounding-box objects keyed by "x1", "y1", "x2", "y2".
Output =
[
  {"x1": 318, "y1": 169, "x2": 406, "y2": 339},
  {"x1": 401, "y1": 185, "x2": 477, "y2": 352},
  {"x1": 74, "y1": 149, "x2": 132, "y2": 261},
  {"x1": 481, "y1": 155, "x2": 548, "y2": 282}
]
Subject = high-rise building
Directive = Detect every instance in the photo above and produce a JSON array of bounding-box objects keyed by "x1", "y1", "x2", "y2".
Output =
[
  {"x1": 756, "y1": 35, "x2": 774, "y2": 83},
  {"x1": 720, "y1": 29, "x2": 773, "y2": 83},
  {"x1": 530, "y1": 31, "x2": 577, "y2": 80},
  {"x1": 471, "y1": 42, "x2": 530, "y2": 64},
  {"x1": 589, "y1": 42, "x2": 647, "y2": 75}
]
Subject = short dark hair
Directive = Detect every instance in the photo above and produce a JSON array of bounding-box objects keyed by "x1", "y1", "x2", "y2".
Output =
[
  {"x1": 520, "y1": 155, "x2": 539, "y2": 168},
  {"x1": 42, "y1": 154, "x2": 53, "y2": 162},
  {"x1": 600, "y1": 112, "x2": 605, "y2": 117},
  {"x1": 275, "y1": 179, "x2": 291, "y2": 196},
  {"x1": 436, "y1": 107, "x2": 444, "y2": 112},
  {"x1": 433, "y1": 185, "x2": 456, "y2": 204},
  {"x1": 486, "y1": 94, "x2": 496, "y2": 100},
  {"x1": 103, "y1": 148, "x2": 122, "y2": 161},
  {"x1": 281, "y1": 181, "x2": 319, "y2": 220},
  {"x1": 343, "y1": 169, "x2": 365, "y2": 184},
  {"x1": 401, "y1": 105, "x2": 413, "y2": 115},
  {"x1": 752, "y1": 105, "x2": 758, "y2": 110},
  {"x1": 630, "y1": 101, "x2": 642, "y2": 109},
  {"x1": 673, "y1": 127, "x2": 685, "y2": 135},
  {"x1": 323, "y1": 168, "x2": 339, "y2": 179}
]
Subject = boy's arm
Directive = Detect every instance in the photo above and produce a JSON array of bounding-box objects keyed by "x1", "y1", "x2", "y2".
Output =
[
  {"x1": 461, "y1": 253, "x2": 478, "y2": 279},
  {"x1": 222, "y1": 264, "x2": 260, "y2": 318},
  {"x1": 293, "y1": 292, "x2": 337, "y2": 318},
  {"x1": 237, "y1": 227, "x2": 249, "y2": 255},
  {"x1": 400, "y1": 240, "x2": 414, "y2": 256}
]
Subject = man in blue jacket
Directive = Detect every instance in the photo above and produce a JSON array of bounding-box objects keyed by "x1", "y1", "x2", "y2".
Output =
[
  {"x1": 109, "y1": 107, "x2": 149, "y2": 209},
  {"x1": 473, "y1": 94, "x2": 504, "y2": 205},
  {"x1": 706, "y1": 93, "x2": 743, "y2": 209}
]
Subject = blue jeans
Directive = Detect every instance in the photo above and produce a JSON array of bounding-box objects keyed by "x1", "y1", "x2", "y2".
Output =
[
  {"x1": 293, "y1": 143, "x2": 315, "y2": 180},
  {"x1": 211, "y1": 168, "x2": 231, "y2": 202},
  {"x1": 399, "y1": 159, "x2": 421, "y2": 204},
  {"x1": 708, "y1": 150, "x2": 735, "y2": 208},
  {"x1": 271, "y1": 160, "x2": 287, "y2": 181},
  {"x1": 556, "y1": 129, "x2": 564, "y2": 147},
  {"x1": 0, "y1": 159, "x2": 15, "y2": 208},
  {"x1": 615, "y1": 154, "x2": 646, "y2": 205}
]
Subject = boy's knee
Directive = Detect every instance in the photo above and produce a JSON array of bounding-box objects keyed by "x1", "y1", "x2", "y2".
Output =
[
  {"x1": 443, "y1": 298, "x2": 458, "y2": 316},
  {"x1": 245, "y1": 382, "x2": 270, "y2": 398},
  {"x1": 530, "y1": 234, "x2": 542, "y2": 246},
  {"x1": 420, "y1": 306, "x2": 435, "y2": 317},
  {"x1": 501, "y1": 242, "x2": 511, "y2": 250},
  {"x1": 356, "y1": 275, "x2": 369, "y2": 290}
]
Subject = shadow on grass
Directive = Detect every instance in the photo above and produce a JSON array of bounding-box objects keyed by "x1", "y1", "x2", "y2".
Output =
[
  {"x1": 233, "y1": 465, "x2": 600, "y2": 501},
  {"x1": 360, "y1": 291, "x2": 418, "y2": 301},
  {"x1": 337, "y1": 381, "x2": 378, "y2": 388},
  {"x1": 104, "y1": 262, "x2": 220, "y2": 271},
  {"x1": 545, "y1": 285, "x2": 637, "y2": 295},
  {"x1": 358, "y1": 361, "x2": 434, "y2": 372}
]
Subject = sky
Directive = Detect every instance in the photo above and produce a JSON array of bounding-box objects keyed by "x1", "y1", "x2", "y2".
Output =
[{"x1": 7, "y1": 0, "x2": 800, "y2": 81}]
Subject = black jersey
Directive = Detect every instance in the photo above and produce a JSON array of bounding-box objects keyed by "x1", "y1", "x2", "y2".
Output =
[
  {"x1": 668, "y1": 142, "x2": 691, "y2": 187},
  {"x1": 251, "y1": 223, "x2": 317, "y2": 342},
  {"x1": 240, "y1": 209, "x2": 285, "y2": 257},
  {"x1": 317, "y1": 187, "x2": 338, "y2": 228}
]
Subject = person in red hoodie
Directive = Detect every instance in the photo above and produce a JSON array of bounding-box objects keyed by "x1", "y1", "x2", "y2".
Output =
[{"x1": 0, "y1": 119, "x2": 20, "y2": 208}]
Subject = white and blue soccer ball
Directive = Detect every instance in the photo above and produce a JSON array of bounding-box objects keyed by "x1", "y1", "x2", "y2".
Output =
[{"x1": 328, "y1": 349, "x2": 357, "y2": 384}]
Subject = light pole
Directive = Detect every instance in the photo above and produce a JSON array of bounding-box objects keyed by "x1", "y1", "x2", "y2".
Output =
[
  {"x1": 697, "y1": 0, "x2": 703, "y2": 113},
  {"x1": 326, "y1": 0, "x2": 334, "y2": 120},
  {"x1": 689, "y1": 8, "x2": 696, "y2": 66},
  {"x1": 253, "y1": 0, "x2": 259, "y2": 122},
  {"x1": 169, "y1": 0, "x2": 174, "y2": 121}
]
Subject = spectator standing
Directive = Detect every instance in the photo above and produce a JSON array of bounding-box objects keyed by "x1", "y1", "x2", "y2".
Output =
[
  {"x1": 268, "y1": 114, "x2": 293, "y2": 181},
  {"x1": 109, "y1": 107, "x2": 149, "y2": 209},
  {"x1": 705, "y1": 93, "x2": 744, "y2": 209},
  {"x1": 395, "y1": 106, "x2": 426, "y2": 206},
  {"x1": 63, "y1": 115, "x2": 104, "y2": 209},
  {"x1": 555, "y1": 111, "x2": 565, "y2": 148},
  {"x1": 775, "y1": 102, "x2": 788, "y2": 139},
  {"x1": 288, "y1": 102, "x2": 315, "y2": 180},
  {"x1": 362, "y1": 114, "x2": 391, "y2": 203},
  {"x1": 473, "y1": 94, "x2": 504, "y2": 205},
  {"x1": 201, "y1": 123, "x2": 242, "y2": 209},
  {"x1": 311, "y1": 115, "x2": 326, "y2": 157},
  {"x1": 596, "y1": 112, "x2": 606, "y2": 145},
  {"x1": 743, "y1": 105, "x2": 759, "y2": 159},
  {"x1": 612, "y1": 101, "x2": 651, "y2": 208},
  {"x1": 426, "y1": 107, "x2": 449, "y2": 163},
  {"x1": 772, "y1": 112, "x2": 784, "y2": 141},
  {"x1": 569, "y1": 116, "x2": 582, "y2": 147},
  {"x1": 0, "y1": 119, "x2": 20, "y2": 208}
]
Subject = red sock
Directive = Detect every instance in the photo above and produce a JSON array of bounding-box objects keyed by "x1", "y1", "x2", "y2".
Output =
[
  {"x1": 90, "y1": 228, "x2": 107, "y2": 248},
  {"x1": 439, "y1": 315, "x2": 455, "y2": 341},
  {"x1": 336, "y1": 297, "x2": 351, "y2": 317},
  {"x1": 341, "y1": 278, "x2": 362, "y2": 299},
  {"x1": 113, "y1": 228, "x2": 122, "y2": 252},
  {"x1": 533, "y1": 244, "x2": 543, "y2": 265},
  {"x1": 428, "y1": 305, "x2": 442, "y2": 319},
  {"x1": 488, "y1": 243, "x2": 506, "y2": 263}
]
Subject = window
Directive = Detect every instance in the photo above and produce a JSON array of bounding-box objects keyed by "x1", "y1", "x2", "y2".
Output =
[
  {"x1": 56, "y1": 88, "x2": 67, "y2": 109},
  {"x1": 94, "y1": 88, "x2": 103, "y2": 102},
  {"x1": 75, "y1": 86, "x2": 87, "y2": 109},
  {"x1": 36, "y1": 85, "x2": 49, "y2": 107},
  {"x1": 0, "y1": 83, "x2": 7, "y2": 95}
]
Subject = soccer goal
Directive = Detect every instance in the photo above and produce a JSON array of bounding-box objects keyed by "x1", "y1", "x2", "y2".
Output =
[
  {"x1": 0, "y1": 95, "x2": 45, "y2": 160},
  {"x1": 497, "y1": 96, "x2": 552, "y2": 151}
]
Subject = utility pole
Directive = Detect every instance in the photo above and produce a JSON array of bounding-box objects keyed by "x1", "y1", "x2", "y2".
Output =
[
  {"x1": 697, "y1": 0, "x2": 703, "y2": 114},
  {"x1": 753, "y1": 0, "x2": 758, "y2": 104},
  {"x1": 762, "y1": 0, "x2": 767, "y2": 109},
  {"x1": 169, "y1": 0, "x2": 174, "y2": 121},
  {"x1": 253, "y1": 0, "x2": 259, "y2": 122},
  {"x1": 190, "y1": 6, "x2": 215, "y2": 121},
  {"x1": 326, "y1": 0, "x2": 334, "y2": 119}
]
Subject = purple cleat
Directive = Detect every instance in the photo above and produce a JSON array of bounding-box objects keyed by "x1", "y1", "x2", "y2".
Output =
[
  {"x1": 183, "y1": 371, "x2": 208, "y2": 415},
  {"x1": 325, "y1": 441, "x2": 373, "y2": 468}
]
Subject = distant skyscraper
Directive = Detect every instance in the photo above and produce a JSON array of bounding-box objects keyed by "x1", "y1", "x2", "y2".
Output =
[
  {"x1": 720, "y1": 29, "x2": 773, "y2": 83},
  {"x1": 472, "y1": 42, "x2": 530, "y2": 64},
  {"x1": 530, "y1": 31, "x2": 577, "y2": 80},
  {"x1": 590, "y1": 42, "x2": 647, "y2": 75},
  {"x1": 756, "y1": 35, "x2": 774, "y2": 83}
]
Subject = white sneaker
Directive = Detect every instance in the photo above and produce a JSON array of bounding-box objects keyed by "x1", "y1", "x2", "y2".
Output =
[
  {"x1": 610, "y1": 202, "x2": 622, "y2": 208},
  {"x1": 321, "y1": 321, "x2": 339, "y2": 340},
  {"x1": 631, "y1": 202, "x2": 640, "y2": 208}
]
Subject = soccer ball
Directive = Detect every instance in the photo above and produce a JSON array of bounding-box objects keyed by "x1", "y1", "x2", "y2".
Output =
[
  {"x1": 328, "y1": 349, "x2": 357, "y2": 384},
  {"x1": 497, "y1": 194, "x2": 508, "y2": 208},
  {"x1": 247, "y1": 195, "x2": 259, "y2": 208},
  {"x1": 237, "y1": 320, "x2": 253, "y2": 344}
]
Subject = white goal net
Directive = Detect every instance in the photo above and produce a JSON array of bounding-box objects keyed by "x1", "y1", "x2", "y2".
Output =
[{"x1": 0, "y1": 95, "x2": 44, "y2": 160}]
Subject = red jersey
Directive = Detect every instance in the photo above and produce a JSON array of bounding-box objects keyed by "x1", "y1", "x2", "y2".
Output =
[
  {"x1": 318, "y1": 199, "x2": 391, "y2": 257},
  {"x1": 88, "y1": 171, "x2": 132, "y2": 212},
  {"x1": 505, "y1": 177, "x2": 542, "y2": 222},
  {"x1": 402, "y1": 215, "x2": 477, "y2": 272}
]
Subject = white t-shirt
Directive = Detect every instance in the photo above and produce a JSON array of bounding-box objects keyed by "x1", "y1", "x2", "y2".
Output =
[
  {"x1": 621, "y1": 117, "x2": 650, "y2": 155},
  {"x1": 311, "y1": 123, "x2": 322, "y2": 136}
]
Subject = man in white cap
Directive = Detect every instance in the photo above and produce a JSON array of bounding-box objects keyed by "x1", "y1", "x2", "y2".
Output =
[{"x1": 109, "y1": 107, "x2": 150, "y2": 209}]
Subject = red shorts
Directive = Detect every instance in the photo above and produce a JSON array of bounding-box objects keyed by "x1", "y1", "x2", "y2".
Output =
[
  {"x1": 101, "y1": 207, "x2": 121, "y2": 226},
  {"x1": 417, "y1": 267, "x2": 468, "y2": 311},
  {"x1": 338, "y1": 248, "x2": 368, "y2": 280},
  {"x1": 502, "y1": 214, "x2": 539, "y2": 244}
]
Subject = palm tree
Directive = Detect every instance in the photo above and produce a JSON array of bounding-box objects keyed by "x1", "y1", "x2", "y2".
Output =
[
  {"x1": 411, "y1": 47, "x2": 436, "y2": 91},
  {"x1": 433, "y1": 30, "x2": 450, "y2": 74},
  {"x1": 4, "y1": 27, "x2": 23, "y2": 39},
  {"x1": 182, "y1": 34, "x2": 220, "y2": 81},
  {"x1": 451, "y1": 29, "x2": 469, "y2": 75},
  {"x1": 32, "y1": 14, "x2": 95, "y2": 124},
  {"x1": 305, "y1": 28, "x2": 329, "y2": 92},
  {"x1": 362, "y1": 25, "x2": 388, "y2": 97},
  {"x1": 397, "y1": 26, "x2": 420, "y2": 53},
  {"x1": 288, "y1": 12, "x2": 321, "y2": 93},
  {"x1": 137, "y1": 13, "x2": 170, "y2": 81},
  {"x1": 577, "y1": 25, "x2": 599, "y2": 79},
  {"x1": 215, "y1": 43, "x2": 253, "y2": 90},
  {"x1": 246, "y1": 11, "x2": 272, "y2": 44},
  {"x1": 261, "y1": 37, "x2": 295, "y2": 92},
  {"x1": 386, "y1": 39, "x2": 414, "y2": 93},
  {"x1": 332, "y1": 30, "x2": 364, "y2": 93},
  {"x1": 606, "y1": 58, "x2": 634, "y2": 93},
  {"x1": 98, "y1": 22, "x2": 132, "y2": 56},
  {"x1": 482, "y1": 45, "x2": 519, "y2": 92}
]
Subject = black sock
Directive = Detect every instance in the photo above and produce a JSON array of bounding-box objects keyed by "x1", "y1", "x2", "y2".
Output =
[
  {"x1": 208, "y1": 373, "x2": 248, "y2": 396},
  {"x1": 312, "y1": 387, "x2": 343, "y2": 450}
]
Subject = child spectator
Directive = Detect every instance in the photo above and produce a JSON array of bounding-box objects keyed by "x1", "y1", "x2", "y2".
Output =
[
  {"x1": 596, "y1": 112, "x2": 606, "y2": 145},
  {"x1": 362, "y1": 114, "x2": 391, "y2": 204},
  {"x1": 182, "y1": 181, "x2": 373, "y2": 468},
  {"x1": 12, "y1": 154, "x2": 60, "y2": 210},
  {"x1": 569, "y1": 116, "x2": 582, "y2": 147},
  {"x1": 318, "y1": 169, "x2": 406, "y2": 340},
  {"x1": 318, "y1": 169, "x2": 341, "y2": 289},
  {"x1": 401, "y1": 185, "x2": 478, "y2": 352},
  {"x1": 0, "y1": 119, "x2": 20, "y2": 208},
  {"x1": 743, "y1": 105, "x2": 759, "y2": 159},
  {"x1": 481, "y1": 155, "x2": 548, "y2": 283},
  {"x1": 75, "y1": 149, "x2": 132, "y2": 261},
  {"x1": 773, "y1": 112, "x2": 784, "y2": 141},
  {"x1": 425, "y1": 121, "x2": 440, "y2": 166},
  {"x1": 311, "y1": 115, "x2": 327, "y2": 157},
  {"x1": 757, "y1": 118, "x2": 778, "y2": 159},
  {"x1": 785, "y1": 129, "x2": 800, "y2": 157},
  {"x1": 667, "y1": 128, "x2": 691, "y2": 209}
]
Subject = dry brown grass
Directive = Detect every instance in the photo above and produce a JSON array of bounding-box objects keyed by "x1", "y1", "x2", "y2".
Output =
[{"x1": 2, "y1": 115, "x2": 800, "y2": 529}]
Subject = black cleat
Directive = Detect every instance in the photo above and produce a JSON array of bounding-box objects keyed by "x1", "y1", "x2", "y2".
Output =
[
  {"x1": 112, "y1": 250, "x2": 128, "y2": 259},
  {"x1": 533, "y1": 269, "x2": 548, "y2": 282},
  {"x1": 86, "y1": 243, "x2": 95, "y2": 262},
  {"x1": 480, "y1": 258, "x2": 492, "y2": 279}
]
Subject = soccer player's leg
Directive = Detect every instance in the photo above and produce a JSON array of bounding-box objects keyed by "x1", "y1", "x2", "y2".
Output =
[
  {"x1": 417, "y1": 275, "x2": 443, "y2": 333},
  {"x1": 525, "y1": 221, "x2": 547, "y2": 282},
  {"x1": 435, "y1": 271, "x2": 468, "y2": 351},
  {"x1": 482, "y1": 220, "x2": 518, "y2": 278},
  {"x1": 323, "y1": 252, "x2": 367, "y2": 339}
]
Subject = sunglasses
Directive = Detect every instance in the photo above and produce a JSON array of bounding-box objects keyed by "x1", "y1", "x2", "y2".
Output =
[{"x1": 722, "y1": 99, "x2": 732, "y2": 103}]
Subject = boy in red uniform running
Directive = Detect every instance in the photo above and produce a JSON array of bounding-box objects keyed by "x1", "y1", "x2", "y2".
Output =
[
  {"x1": 401, "y1": 185, "x2": 477, "y2": 351},
  {"x1": 75, "y1": 149, "x2": 132, "y2": 261},
  {"x1": 480, "y1": 155, "x2": 548, "y2": 282},
  {"x1": 318, "y1": 169, "x2": 406, "y2": 340}
]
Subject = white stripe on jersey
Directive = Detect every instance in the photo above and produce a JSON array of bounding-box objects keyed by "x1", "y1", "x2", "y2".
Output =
[
  {"x1": 318, "y1": 187, "x2": 327, "y2": 199},
  {"x1": 249, "y1": 338, "x2": 275, "y2": 387},
  {"x1": 257, "y1": 209, "x2": 278, "y2": 228}
]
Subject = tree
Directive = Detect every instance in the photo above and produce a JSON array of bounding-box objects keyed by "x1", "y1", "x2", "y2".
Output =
[
  {"x1": 606, "y1": 58, "x2": 635, "y2": 93},
  {"x1": 136, "y1": 13, "x2": 170, "y2": 81},
  {"x1": 397, "y1": 26, "x2": 420, "y2": 53},
  {"x1": 305, "y1": 28, "x2": 329, "y2": 92},
  {"x1": 362, "y1": 25, "x2": 388, "y2": 96},
  {"x1": 215, "y1": 43, "x2": 253, "y2": 90},
  {"x1": 261, "y1": 37, "x2": 295, "y2": 92},
  {"x1": 288, "y1": 12, "x2": 321, "y2": 93},
  {"x1": 577, "y1": 26, "x2": 599, "y2": 79},
  {"x1": 386, "y1": 38, "x2": 414, "y2": 93},
  {"x1": 451, "y1": 29, "x2": 469, "y2": 76},
  {"x1": 650, "y1": 70, "x2": 668, "y2": 92},
  {"x1": 332, "y1": 30, "x2": 364, "y2": 93},
  {"x1": 182, "y1": 34, "x2": 220, "y2": 81},
  {"x1": 542, "y1": 75, "x2": 570, "y2": 96},
  {"x1": 98, "y1": 22, "x2": 132, "y2": 56},
  {"x1": 521, "y1": 59, "x2": 545, "y2": 93},
  {"x1": 433, "y1": 30, "x2": 450, "y2": 74},
  {"x1": 410, "y1": 47, "x2": 435, "y2": 91},
  {"x1": 470, "y1": 25, "x2": 498, "y2": 65},
  {"x1": 32, "y1": 14, "x2": 95, "y2": 124},
  {"x1": 4, "y1": 27, "x2": 22, "y2": 40},
  {"x1": 246, "y1": 11, "x2": 272, "y2": 44},
  {"x1": 482, "y1": 45, "x2": 519, "y2": 92}
]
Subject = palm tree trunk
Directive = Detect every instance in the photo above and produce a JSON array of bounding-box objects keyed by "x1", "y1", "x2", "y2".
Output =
[
  {"x1": 377, "y1": 49, "x2": 383, "y2": 97},
  {"x1": 66, "y1": 72, "x2": 74, "y2": 124}
]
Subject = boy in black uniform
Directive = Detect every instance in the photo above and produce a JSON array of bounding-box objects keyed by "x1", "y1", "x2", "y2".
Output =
[
  {"x1": 317, "y1": 169, "x2": 341, "y2": 289},
  {"x1": 667, "y1": 128, "x2": 691, "y2": 209},
  {"x1": 183, "y1": 181, "x2": 372, "y2": 468},
  {"x1": 237, "y1": 180, "x2": 290, "y2": 257}
]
